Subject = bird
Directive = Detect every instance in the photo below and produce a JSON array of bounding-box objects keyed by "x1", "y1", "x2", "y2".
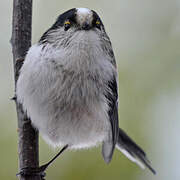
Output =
[{"x1": 16, "y1": 7, "x2": 156, "y2": 176}]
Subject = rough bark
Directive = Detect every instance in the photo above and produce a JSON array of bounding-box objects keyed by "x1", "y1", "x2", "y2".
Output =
[{"x1": 11, "y1": 0, "x2": 41, "y2": 180}]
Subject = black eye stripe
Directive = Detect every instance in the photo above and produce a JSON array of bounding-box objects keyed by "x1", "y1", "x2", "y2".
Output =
[
  {"x1": 48, "y1": 8, "x2": 76, "y2": 30},
  {"x1": 64, "y1": 23, "x2": 71, "y2": 31},
  {"x1": 91, "y1": 10, "x2": 104, "y2": 30}
]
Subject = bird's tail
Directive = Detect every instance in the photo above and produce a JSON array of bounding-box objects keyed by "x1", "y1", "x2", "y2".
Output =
[{"x1": 116, "y1": 128, "x2": 156, "y2": 174}]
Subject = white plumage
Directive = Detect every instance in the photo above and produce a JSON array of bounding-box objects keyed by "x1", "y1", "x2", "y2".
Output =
[{"x1": 16, "y1": 30, "x2": 115, "y2": 149}]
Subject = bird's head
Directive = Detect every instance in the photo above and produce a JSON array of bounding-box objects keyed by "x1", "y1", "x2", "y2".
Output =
[
  {"x1": 53, "y1": 8, "x2": 104, "y2": 31},
  {"x1": 39, "y1": 8, "x2": 107, "y2": 44}
]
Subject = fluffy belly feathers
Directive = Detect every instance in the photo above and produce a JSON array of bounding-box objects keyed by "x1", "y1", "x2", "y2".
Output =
[
  {"x1": 34, "y1": 75, "x2": 110, "y2": 149},
  {"x1": 17, "y1": 48, "x2": 110, "y2": 148}
]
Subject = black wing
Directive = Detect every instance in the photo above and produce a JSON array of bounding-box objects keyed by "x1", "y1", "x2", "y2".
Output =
[{"x1": 102, "y1": 75, "x2": 119, "y2": 163}]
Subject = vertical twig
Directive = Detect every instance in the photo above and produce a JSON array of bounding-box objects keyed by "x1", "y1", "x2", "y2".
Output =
[{"x1": 11, "y1": 0, "x2": 42, "y2": 180}]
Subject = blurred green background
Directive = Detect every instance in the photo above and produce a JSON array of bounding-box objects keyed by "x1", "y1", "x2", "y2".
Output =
[{"x1": 1, "y1": 0, "x2": 180, "y2": 179}]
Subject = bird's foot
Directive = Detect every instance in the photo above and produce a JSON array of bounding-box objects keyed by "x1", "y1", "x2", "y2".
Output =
[
  {"x1": 16, "y1": 145, "x2": 68, "y2": 179},
  {"x1": 16, "y1": 166, "x2": 46, "y2": 178}
]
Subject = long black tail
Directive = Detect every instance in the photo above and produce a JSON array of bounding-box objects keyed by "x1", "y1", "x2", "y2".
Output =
[{"x1": 116, "y1": 128, "x2": 156, "y2": 174}]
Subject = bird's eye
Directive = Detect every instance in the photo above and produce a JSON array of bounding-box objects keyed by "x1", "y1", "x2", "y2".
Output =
[
  {"x1": 95, "y1": 20, "x2": 101, "y2": 29},
  {"x1": 64, "y1": 20, "x2": 71, "y2": 31},
  {"x1": 96, "y1": 21, "x2": 100, "y2": 25}
]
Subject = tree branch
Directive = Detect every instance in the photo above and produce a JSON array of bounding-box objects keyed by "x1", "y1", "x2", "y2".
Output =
[{"x1": 11, "y1": 0, "x2": 42, "y2": 179}]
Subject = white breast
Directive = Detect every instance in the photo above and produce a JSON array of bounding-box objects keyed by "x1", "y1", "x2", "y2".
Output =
[{"x1": 16, "y1": 31, "x2": 115, "y2": 149}]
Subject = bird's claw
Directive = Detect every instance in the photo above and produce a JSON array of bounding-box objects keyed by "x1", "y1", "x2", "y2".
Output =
[{"x1": 16, "y1": 166, "x2": 46, "y2": 178}]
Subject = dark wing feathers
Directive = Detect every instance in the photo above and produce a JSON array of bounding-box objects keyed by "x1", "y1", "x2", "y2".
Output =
[
  {"x1": 101, "y1": 32, "x2": 119, "y2": 163},
  {"x1": 106, "y1": 76, "x2": 119, "y2": 145},
  {"x1": 102, "y1": 74, "x2": 119, "y2": 163}
]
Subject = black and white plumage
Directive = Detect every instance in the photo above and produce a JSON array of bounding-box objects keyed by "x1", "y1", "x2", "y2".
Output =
[{"x1": 16, "y1": 8, "x2": 155, "y2": 174}]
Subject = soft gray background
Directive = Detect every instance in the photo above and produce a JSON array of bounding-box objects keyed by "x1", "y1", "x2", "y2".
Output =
[{"x1": 1, "y1": 0, "x2": 180, "y2": 179}]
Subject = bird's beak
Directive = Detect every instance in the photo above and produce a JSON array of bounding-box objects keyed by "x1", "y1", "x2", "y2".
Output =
[{"x1": 82, "y1": 22, "x2": 91, "y2": 30}]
